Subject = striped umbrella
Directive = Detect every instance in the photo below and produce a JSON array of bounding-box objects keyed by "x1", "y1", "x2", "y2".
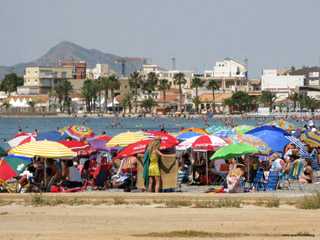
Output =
[
  {"x1": 179, "y1": 128, "x2": 209, "y2": 135},
  {"x1": 226, "y1": 133, "x2": 272, "y2": 156},
  {"x1": 268, "y1": 120, "x2": 296, "y2": 131},
  {"x1": 8, "y1": 140, "x2": 76, "y2": 158},
  {"x1": 233, "y1": 125, "x2": 254, "y2": 134},
  {"x1": 212, "y1": 130, "x2": 235, "y2": 138},
  {"x1": 139, "y1": 131, "x2": 180, "y2": 144},
  {"x1": 301, "y1": 131, "x2": 320, "y2": 147},
  {"x1": 8, "y1": 133, "x2": 37, "y2": 148},
  {"x1": 191, "y1": 135, "x2": 229, "y2": 151},
  {"x1": 205, "y1": 125, "x2": 232, "y2": 134},
  {"x1": 106, "y1": 132, "x2": 149, "y2": 147},
  {"x1": 63, "y1": 125, "x2": 96, "y2": 140},
  {"x1": 285, "y1": 136, "x2": 308, "y2": 157}
]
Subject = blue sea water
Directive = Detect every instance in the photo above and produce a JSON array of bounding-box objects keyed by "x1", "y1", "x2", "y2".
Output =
[{"x1": 0, "y1": 116, "x2": 314, "y2": 151}]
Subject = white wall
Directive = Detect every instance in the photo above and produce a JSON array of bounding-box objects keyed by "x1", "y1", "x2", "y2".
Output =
[
  {"x1": 213, "y1": 58, "x2": 246, "y2": 78},
  {"x1": 261, "y1": 69, "x2": 305, "y2": 90}
]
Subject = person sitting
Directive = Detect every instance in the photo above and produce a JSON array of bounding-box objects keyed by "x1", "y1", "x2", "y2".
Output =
[
  {"x1": 299, "y1": 158, "x2": 314, "y2": 184},
  {"x1": 62, "y1": 159, "x2": 83, "y2": 188},
  {"x1": 122, "y1": 155, "x2": 138, "y2": 174},
  {"x1": 226, "y1": 162, "x2": 245, "y2": 193},
  {"x1": 45, "y1": 158, "x2": 63, "y2": 188},
  {"x1": 270, "y1": 152, "x2": 285, "y2": 172},
  {"x1": 192, "y1": 155, "x2": 206, "y2": 182},
  {"x1": 284, "y1": 154, "x2": 299, "y2": 174}
]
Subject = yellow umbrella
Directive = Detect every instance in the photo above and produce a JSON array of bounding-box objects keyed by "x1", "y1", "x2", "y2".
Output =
[
  {"x1": 268, "y1": 120, "x2": 296, "y2": 131},
  {"x1": 106, "y1": 132, "x2": 149, "y2": 147},
  {"x1": 179, "y1": 127, "x2": 209, "y2": 135},
  {"x1": 9, "y1": 140, "x2": 76, "y2": 158}
]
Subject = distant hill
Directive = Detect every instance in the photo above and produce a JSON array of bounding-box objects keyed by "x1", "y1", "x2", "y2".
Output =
[{"x1": 0, "y1": 41, "x2": 145, "y2": 80}]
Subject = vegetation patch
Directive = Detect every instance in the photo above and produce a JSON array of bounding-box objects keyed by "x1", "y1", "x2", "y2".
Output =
[
  {"x1": 265, "y1": 197, "x2": 280, "y2": 208},
  {"x1": 296, "y1": 192, "x2": 320, "y2": 209},
  {"x1": 113, "y1": 197, "x2": 127, "y2": 205}
]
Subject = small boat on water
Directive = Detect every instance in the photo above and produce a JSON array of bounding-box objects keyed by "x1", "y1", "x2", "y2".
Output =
[{"x1": 136, "y1": 124, "x2": 143, "y2": 128}]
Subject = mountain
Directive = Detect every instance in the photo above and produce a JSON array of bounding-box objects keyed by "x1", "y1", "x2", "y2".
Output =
[{"x1": 0, "y1": 41, "x2": 145, "y2": 80}]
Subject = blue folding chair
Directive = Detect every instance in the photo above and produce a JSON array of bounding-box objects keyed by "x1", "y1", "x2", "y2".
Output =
[
  {"x1": 253, "y1": 168, "x2": 265, "y2": 191},
  {"x1": 264, "y1": 171, "x2": 280, "y2": 191},
  {"x1": 282, "y1": 160, "x2": 305, "y2": 190}
]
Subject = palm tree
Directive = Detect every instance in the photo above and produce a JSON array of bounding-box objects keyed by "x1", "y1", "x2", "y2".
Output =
[
  {"x1": 223, "y1": 97, "x2": 234, "y2": 114},
  {"x1": 173, "y1": 72, "x2": 186, "y2": 113},
  {"x1": 192, "y1": 96, "x2": 202, "y2": 114},
  {"x1": 143, "y1": 72, "x2": 158, "y2": 98},
  {"x1": 125, "y1": 91, "x2": 134, "y2": 113},
  {"x1": 191, "y1": 77, "x2": 203, "y2": 97},
  {"x1": 108, "y1": 75, "x2": 121, "y2": 114},
  {"x1": 91, "y1": 79, "x2": 101, "y2": 113},
  {"x1": 28, "y1": 101, "x2": 37, "y2": 112},
  {"x1": 100, "y1": 76, "x2": 111, "y2": 113},
  {"x1": 81, "y1": 79, "x2": 93, "y2": 113},
  {"x1": 260, "y1": 91, "x2": 278, "y2": 112},
  {"x1": 206, "y1": 80, "x2": 219, "y2": 113},
  {"x1": 158, "y1": 79, "x2": 170, "y2": 107},
  {"x1": 277, "y1": 102, "x2": 284, "y2": 113},
  {"x1": 54, "y1": 84, "x2": 64, "y2": 112},
  {"x1": 61, "y1": 80, "x2": 73, "y2": 115},
  {"x1": 141, "y1": 98, "x2": 158, "y2": 113},
  {"x1": 298, "y1": 93, "x2": 308, "y2": 110},
  {"x1": 287, "y1": 92, "x2": 300, "y2": 112},
  {"x1": 96, "y1": 77, "x2": 104, "y2": 112},
  {"x1": 120, "y1": 98, "x2": 128, "y2": 113},
  {"x1": 129, "y1": 71, "x2": 142, "y2": 113}
]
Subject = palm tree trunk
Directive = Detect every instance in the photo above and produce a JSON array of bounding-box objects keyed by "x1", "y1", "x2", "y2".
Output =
[
  {"x1": 179, "y1": 84, "x2": 182, "y2": 113},
  {"x1": 163, "y1": 90, "x2": 166, "y2": 106},
  {"x1": 112, "y1": 90, "x2": 115, "y2": 114},
  {"x1": 212, "y1": 90, "x2": 215, "y2": 113},
  {"x1": 104, "y1": 88, "x2": 109, "y2": 113},
  {"x1": 99, "y1": 92, "x2": 101, "y2": 113},
  {"x1": 135, "y1": 85, "x2": 138, "y2": 113}
]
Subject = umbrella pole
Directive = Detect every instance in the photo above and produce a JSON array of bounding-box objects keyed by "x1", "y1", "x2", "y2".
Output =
[
  {"x1": 44, "y1": 157, "x2": 47, "y2": 192},
  {"x1": 206, "y1": 151, "x2": 208, "y2": 185}
]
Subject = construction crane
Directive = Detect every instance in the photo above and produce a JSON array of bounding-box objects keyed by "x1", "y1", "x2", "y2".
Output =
[{"x1": 114, "y1": 57, "x2": 151, "y2": 76}]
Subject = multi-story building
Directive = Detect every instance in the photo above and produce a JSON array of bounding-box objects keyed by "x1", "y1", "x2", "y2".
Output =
[
  {"x1": 60, "y1": 61, "x2": 86, "y2": 92},
  {"x1": 86, "y1": 63, "x2": 114, "y2": 79},
  {"x1": 19, "y1": 66, "x2": 73, "y2": 95}
]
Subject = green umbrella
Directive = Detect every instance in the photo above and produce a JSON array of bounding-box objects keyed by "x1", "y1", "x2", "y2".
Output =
[
  {"x1": 210, "y1": 143, "x2": 260, "y2": 160},
  {"x1": 0, "y1": 146, "x2": 8, "y2": 157}
]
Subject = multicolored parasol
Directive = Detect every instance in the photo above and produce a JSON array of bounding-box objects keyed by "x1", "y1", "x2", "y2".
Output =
[
  {"x1": 179, "y1": 128, "x2": 209, "y2": 135},
  {"x1": 205, "y1": 125, "x2": 232, "y2": 134},
  {"x1": 63, "y1": 125, "x2": 96, "y2": 140},
  {"x1": 106, "y1": 132, "x2": 149, "y2": 147},
  {"x1": 233, "y1": 125, "x2": 254, "y2": 134},
  {"x1": 0, "y1": 155, "x2": 31, "y2": 181},
  {"x1": 58, "y1": 141, "x2": 97, "y2": 157},
  {"x1": 212, "y1": 130, "x2": 235, "y2": 138},
  {"x1": 191, "y1": 135, "x2": 230, "y2": 151},
  {"x1": 8, "y1": 133, "x2": 37, "y2": 148},
  {"x1": 301, "y1": 131, "x2": 320, "y2": 147},
  {"x1": 267, "y1": 120, "x2": 296, "y2": 131}
]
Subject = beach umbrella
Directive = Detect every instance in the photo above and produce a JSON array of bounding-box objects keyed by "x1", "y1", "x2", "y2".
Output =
[
  {"x1": 89, "y1": 139, "x2": 118, "y2": 152},
  {"x1": 95, "y1": 134, "x2": 112, "y2": 141},
  {"x1": 58, "y1": 141, "x2": 97, "y2": 157},
  {"x1": 268, "y1": 119, "x2": 296, "y2": 131},
  {"x1": 246, "y1": 125, "x2": 291, "y2": 136},
  {"x1": 210, "y1": 143, "x2": 260, "y2": 161},
  {"x1": 63, "y1": 125, "x2": 96, "y2": 140},
  {"x1": 285, "y1": 136, "x2": 308, "y2": 157},
  {"x1": 301, "y1": 131, "x2": 320, "y2": 147},
  {"x1": 36, "y1": 131, "x2": 66, "y2": 142},
  {"x1": 179, "y1": 128, "x2": 209, "y2": 135},
  {"x1": 292, "y1": 130, "x2": 309, "y2": 138},
  {"x1": 246, "y1": 130, "x2": 290, "y2": 153},
  {"x1": 106, "y1": 132, "x2": 149, "y2": 147},
  {"x1": 8, "y1": 140, "x2": 76, "y2": 158},
  {"x1": 233, "y1": 125, "x2": 254, "y2": 134},
  {"x1": 115, "y1": 139, "x2": 176, "y2": 160},
  {"x1": 139, "y1": 131, "x2": 180, "y2": 144},
  {"x1": 212, "y1": 130, "x2": 235, "y2": 138},
  {"x1": 0, "y1": 155, "x2": 31, "y2": 181},
  {"x1": 226, "y1": 134, "x2": 272, "y2": 156},
  {"x1": 176, "y1": 131, "x2": 203, "y2": 140},
  {"x1": 0, "y1": 146, "x2": 8, "y2": 157},
  {"x1": 176, "y1": 136, "x2": 202, "y2": 151},
  {"x1": 205, "y1": 125, "x2": 232, "y2": 134},
  {"x1": 191, "y1": 135, "x2": 230, "y2": 151},
  {"x1": 8, "y1": 133, "x2": 37, "y2": 148}
]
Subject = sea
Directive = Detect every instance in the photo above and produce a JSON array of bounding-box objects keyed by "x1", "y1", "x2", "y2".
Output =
[{"x1": 0, "y1": 116, "x2": 315, "y2": 151}]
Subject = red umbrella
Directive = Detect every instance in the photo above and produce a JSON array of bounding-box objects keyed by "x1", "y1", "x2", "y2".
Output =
[
  {"x1": 140, "y1": 131, "x2": 180, "y2": 144},
  {"x1": 95, "y1": 134, "x2": 112, "y2": 141},
  {"x1": 8, "y1": 133, "x2": 37, "y2": 148},
  {"x1": 115, "y1": 139, "x2": 176, "y2": 160},
  {"x1": 58, "y1": 141, "x2": 97, "y2": 157},
  {"x1": 191, "y1": 135, "x2": 229, "y2": 151}
]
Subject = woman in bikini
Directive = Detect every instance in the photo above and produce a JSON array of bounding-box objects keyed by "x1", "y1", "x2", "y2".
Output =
[
  {"x1": 299, "y1": 158, "x2": 314, "y2": 184},
  {"x1": 226, "y1": 161, "x2": 245, "y2": 193}
]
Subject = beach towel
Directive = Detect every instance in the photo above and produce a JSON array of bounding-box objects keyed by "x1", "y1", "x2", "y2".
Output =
[
  {"x1": 142, "y1": 148, "x2": 150, "y2": 190},
  {"x1": 227, "y1": 177, "x2": 243, "y2": 193}
]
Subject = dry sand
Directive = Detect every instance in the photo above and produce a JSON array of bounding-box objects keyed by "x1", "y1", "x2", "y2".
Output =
[{"x1": 0, "y1": 192, "x2": 319, "y2": 240}]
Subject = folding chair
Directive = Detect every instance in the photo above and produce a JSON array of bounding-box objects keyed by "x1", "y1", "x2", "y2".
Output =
[
  {"x1": 212, "y1": 164, "x2": 229, "y2": 186},
  {"x1": 264, "y1": 171, "x2": 280, "y2": 191},
  {"x1": 91, "y1": 163, "x2": 112, "y2": 188},
  {"x1": 252, "y1": 168, "x2": 265, "y2": 191},
  {"x1": 282, "y1": 160, "x2": 305, "y2": 190},
  {"x1": 309, "y1": 156, "x2": 320, "y2": 179}
]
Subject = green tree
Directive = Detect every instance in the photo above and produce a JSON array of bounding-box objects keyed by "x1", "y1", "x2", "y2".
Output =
[
  {"x1": 129, "y1": 71, "x2": 142, "y2": 113},
  {"x1": 277, "y1": 102, "x2": 284, "y2": 113},
  {"x1": 192, "y1": 96, "x2": 202, "y2": 114},
  {"x1": 142, "y1": 72, "x2": 158, "y2": 98},
  {"x1": 231, "y1": 91, "x2": 251, "y2": 113},
  {"x1": 54, "y1": 84, "x2": 64, "y2": 112},
  {"x1": 173, "y1": 72, "x2": 186, "y2": 113},
  {"x1": 0, "y1": 73, "x2": 24, "y2": 96},
  {"x1": 140, "y1": 98, "x2": 158, "y2": 112},
  {"x1": 81, "y1": 79, "x2": 94, "y2": 113},
  {"x1": 158, "y1": 79, "x2": 170, "y2": 107},
  {"x1": 108, "y1": 75, "x2": 121, "y2": 114},
  {"x1": 28, "y1": 101, "x2": 37, "y2": 112},
  {"x1": 61, "y1": 80, "x2": 73, "y2": 115},
  {"x1": 2, "y1": 101, "x2": 11, "y2": 110},
  {"x1": 191, "y1": 77, "x2": 203, "y2": 97},
  {"x1": 259, "y1": 91, "x2": 278, "y2": 112},
  {"x1": 206, "y1": 80, "x2": 219, "y2": 113},
  {"x1": 223, "y1": 97, "x2": 234, "y2": 114},
  {"x1": 287, "y1": 92, "x2": 300, "y2": 111}
]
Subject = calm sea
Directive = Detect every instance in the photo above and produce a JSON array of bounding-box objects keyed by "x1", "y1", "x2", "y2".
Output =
[{"x1": 0, "y1": 116, "x2": 313, "y2": 150}]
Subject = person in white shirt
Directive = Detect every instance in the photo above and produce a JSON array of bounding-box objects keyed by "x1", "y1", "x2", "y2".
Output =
[{"x1": 62, "y1": 160, "x2": 83, "y2": 188}]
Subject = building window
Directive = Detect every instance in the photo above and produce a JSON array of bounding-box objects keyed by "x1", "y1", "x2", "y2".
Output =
[
  {"x1": 61, "y1": 72, "x2": 67, "y2": 78},
  {"x1": 124, "y1": 85, "x2": 128, "y2": 89},
  {"x1": 35, "y1": 79, "x2": 38, "y2": 82}
]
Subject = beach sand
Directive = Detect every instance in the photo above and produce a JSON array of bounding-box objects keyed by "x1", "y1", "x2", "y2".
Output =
[{"x1": 0, "y1": 191, "x2": 319, "y2": 240}]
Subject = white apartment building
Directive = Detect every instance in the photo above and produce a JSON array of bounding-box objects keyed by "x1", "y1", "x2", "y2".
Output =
[
  {"x1": 204, "y1": 57, "x2": 247, "y2": 78},
  {"x1": 86, "y1": 63, "x2": 113, "y2": 79}
]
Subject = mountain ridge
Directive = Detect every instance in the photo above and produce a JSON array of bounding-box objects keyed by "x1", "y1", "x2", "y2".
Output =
[{"x1": 0, "y1": 41, "x2": 144, "y2": 80}]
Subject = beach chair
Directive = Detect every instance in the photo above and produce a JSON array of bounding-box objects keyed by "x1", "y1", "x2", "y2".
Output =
[
  {"x1": 91, "y1": 163, "x2": 112, "y2": 188},
  {"x1": 176, "y1": 170, "x2": 188, "y2": 192},
  {"x1": 282, "y1": 160, "x2": 305, "y2": 190},
  {"x1": 309, "y1": 156, "x2": 320, "y2": 178},
  {"x1": 263, "y1": 171, "x2": 279, "y2": 191},
  {"x1": 252, "y1": 168, "x2": 265, "y2": 191},
  {"x1": 212, "y1": 164, "x2": 229, "y2": 186}
]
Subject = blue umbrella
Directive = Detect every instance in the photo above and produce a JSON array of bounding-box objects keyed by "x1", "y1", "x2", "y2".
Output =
[
  {"x1": 293, "y1": 130, "x2": 310, "y2": 138},
  {"x1": 36, "y1": 131, "x2": 67, "y2": 142},
  {"x1": 247, "y1": 130, "x2": 290, "y2": 153},
  {"x1": 212, "y1": 130, "x2": 235, "y2": 138},
  {"x1": 246, "y1": 125, "x2": 291, "y2": 136},
  {"x1": 176, "y1": 131, "x2": 203, "y2": 140}
]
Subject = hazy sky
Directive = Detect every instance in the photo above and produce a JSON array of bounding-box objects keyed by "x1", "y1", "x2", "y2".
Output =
[{"x1": 1, "y1": 0, "x2": 320, "y2": 78}]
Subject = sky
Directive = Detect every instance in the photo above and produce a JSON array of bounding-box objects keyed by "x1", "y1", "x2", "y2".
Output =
[{"x1": 1, "y1": 0, "x2": 320, "y2": 78}]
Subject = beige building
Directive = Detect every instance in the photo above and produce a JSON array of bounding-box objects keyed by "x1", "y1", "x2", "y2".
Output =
[{"x1": 21, "y1": 66, "x2": 73, "y2": 95}]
